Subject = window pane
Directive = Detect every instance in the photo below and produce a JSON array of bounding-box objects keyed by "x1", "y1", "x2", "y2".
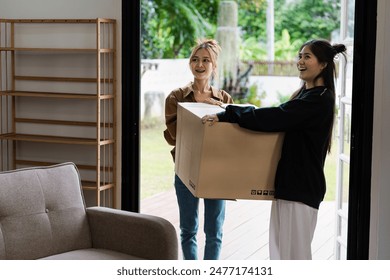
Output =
[
  {"x1": 341, "y1": 160, "x2": 350, "y2": 207},
  {"x1": 345, "y1": 47, "x2": 354, "y2": 99},
  {"x1": 342, "y1": 104, "x2": 352, "y2": 157},
  {"x1": 347, "y1": 0, "x2": 355, "y2": 39}
]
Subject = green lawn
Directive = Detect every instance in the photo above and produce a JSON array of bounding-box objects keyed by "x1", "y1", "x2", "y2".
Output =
[
  {"x1": 323, "y1": 146, "x2": 337, "y2": 201},
  {"x1": 141, "y1": 121, "x2": 337, "y2": 201},
  {"x1": 140, "y1": 121, "x2": 175, "y2": 199}
]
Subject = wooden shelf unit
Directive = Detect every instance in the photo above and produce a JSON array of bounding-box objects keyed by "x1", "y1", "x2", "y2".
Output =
[{"x1": 0, "y1": 18, "x2": 117, "y2": 207}]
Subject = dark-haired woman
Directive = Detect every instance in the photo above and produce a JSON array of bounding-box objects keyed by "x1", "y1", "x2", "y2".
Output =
[{"x1": 202, "y1": 39, "x2": 347, "y2": 260}]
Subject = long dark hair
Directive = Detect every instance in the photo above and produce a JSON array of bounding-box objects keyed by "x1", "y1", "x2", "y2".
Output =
[
  {"x1": 292, "y1": 39, "x2": 347, "y2": 153},
  {"x1": 303, "y1": 39, "x2": 347, "y2": 94}
]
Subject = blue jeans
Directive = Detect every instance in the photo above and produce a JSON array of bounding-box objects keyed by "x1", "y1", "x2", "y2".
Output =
[{"x1": 174, "y1": 174, "x2": 225, "y2": 260}]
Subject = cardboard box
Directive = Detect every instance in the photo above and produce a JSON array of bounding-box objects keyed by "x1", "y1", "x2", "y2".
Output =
[{"x1": 175, "y1": 102, "x2": 284, "y2": 200}]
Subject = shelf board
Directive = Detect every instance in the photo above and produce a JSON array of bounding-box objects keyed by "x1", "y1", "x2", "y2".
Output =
[
  {"x1": 14, "y1": 76, "x2": 114, "y2": 83},
  {"x1": 0, "y1": 47, "x2": 115, "y2": 53},
  {"x1": 0, "y1": 19, "x2": 116, "y2": 24},
  {"x1": 15, "y1": 118, "x2": 113, "y2": 128},
  {"x1": 0, "y1": 90, "x2": 114, "y2": 99},
  {"x1": 14, "y1": 160, "x2": 114, "y2": 172},
  {"x1": 99, "y1": 183, "x2": 115, "y2": 191},
  {"x1": 0, "y1": 133, "x2": 114, "y2": 145},
  {"x1": 82, "y1": 181, "x2": 114, "y2": 191},
  {"x1": 0, "y1": 47, "x2": 97, "y2": 52}
]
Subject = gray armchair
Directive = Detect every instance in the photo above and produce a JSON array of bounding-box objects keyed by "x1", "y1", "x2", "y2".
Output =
[{"x1": 0, "y1": 162, "x2": 178, "y2": 260}]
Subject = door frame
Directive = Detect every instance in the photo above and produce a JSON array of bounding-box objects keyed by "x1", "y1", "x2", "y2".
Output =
[
  {"x1": 121, "y1": 0, "x2": 377, "y2": 258},
  {"x1": 121, "y1": 0, "x2": 141, "y2": 212},
  {"x1": 347, "y1": 0, "x2": 377, "y2": 259}
]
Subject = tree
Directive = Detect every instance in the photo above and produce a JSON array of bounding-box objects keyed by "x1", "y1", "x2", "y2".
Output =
[
  {"x1": 240, "y1": 0, "x2": 340, "y2": 61},
  {"x1": 236, "y1": 0, "x2": 268, "y2": 42},
  {"x1": 141, "y1": 0, "x2": 219, "y2": 59},
  {"x1": 141, "y1": 0, "x2": 341, "y2": 60},
  {"x1": 275, "y1": 0, "x2": 341, "y2": 43}
]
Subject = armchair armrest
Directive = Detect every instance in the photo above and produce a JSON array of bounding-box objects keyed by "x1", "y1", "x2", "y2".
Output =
[{"x1": 86, "y1": 207, "x2": 178, "y2": 260}]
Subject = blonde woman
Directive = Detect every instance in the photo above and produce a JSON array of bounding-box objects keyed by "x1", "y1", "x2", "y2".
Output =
[{"x1": 164, "y1": 39, "x2": 233, "y2": 260}]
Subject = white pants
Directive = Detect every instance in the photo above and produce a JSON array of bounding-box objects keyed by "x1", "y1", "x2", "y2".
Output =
[{"x1": 269, "y1": 199, "x2": 318, "y2": 260}]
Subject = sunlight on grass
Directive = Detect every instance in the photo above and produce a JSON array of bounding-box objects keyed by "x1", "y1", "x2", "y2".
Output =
[
  {"x1": 324, "y1": 146, "x2": 337, "y2": 201},
  {"x1": 140, "y1": 121, "x2": 174, "y2": 199}
]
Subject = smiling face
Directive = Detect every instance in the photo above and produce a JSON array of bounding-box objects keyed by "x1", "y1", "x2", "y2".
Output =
[
  {"x1": 189, "y1": 48, "x2": 215, "y2": 81},
  {"x1": 297, "y1": 46, "x2": 327, "y2": 88}
]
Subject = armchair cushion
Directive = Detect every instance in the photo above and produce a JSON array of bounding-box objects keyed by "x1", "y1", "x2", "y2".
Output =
[{"x1": 41, "y1": 248, "x2": 142, "y2": 260}]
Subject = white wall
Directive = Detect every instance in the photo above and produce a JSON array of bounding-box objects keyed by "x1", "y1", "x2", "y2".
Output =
[
  {"x1": 370, "y1": 0, "x2": 390, "y2": 259},
  {"x1": 0, "y1": 0, "x2": 122, "y2": 208},
  {"x1": 0, "y1": 0, "x2": 120, "y2": 19}
]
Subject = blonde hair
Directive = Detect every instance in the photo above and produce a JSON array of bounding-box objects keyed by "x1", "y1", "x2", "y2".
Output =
[{"x1": 189, "y1": 38, "x2": 221, "y2": 79}]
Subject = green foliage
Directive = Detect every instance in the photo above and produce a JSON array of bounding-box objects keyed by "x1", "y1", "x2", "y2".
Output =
[
  {"x1": 236, "y1": 0, "x2": 268, "y2": 41},
  {"x1": 234, "y1": 83, "x2": 265, "y2": 107},
  {"x1": 275, "y1": 0, "x2": 341, "y2": 43},
  {"x1": 141, "y1": 0, "x2": 219, "y2": 59},
  {"x1": 241, "y1": 29, "x2": 304, "y2": 61},
  {"x1": 270, "y1": 91, "x2": 291, "y2": 107},
  {"x1": 141, "y1": 0, "x2": 341, "y2": 60},
  {"x1": 239, "y1": 0, "x2": 340, "y2": 61},
  {"x1": 274, "y1": 29, "x2": 304, "y2": 60},
  {"x1": 239, "y1": 37, "x2": 267, "y2": 61}
]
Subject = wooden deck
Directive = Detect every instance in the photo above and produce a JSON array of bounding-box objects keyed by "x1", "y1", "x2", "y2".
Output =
[{"x1": 141, "y1": 188, "x2": 336, "y2": 260}]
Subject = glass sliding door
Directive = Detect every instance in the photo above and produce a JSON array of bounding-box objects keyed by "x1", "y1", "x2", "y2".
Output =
[{"x1": 335, "y1": 0, "x2": 355, "y2": 260}]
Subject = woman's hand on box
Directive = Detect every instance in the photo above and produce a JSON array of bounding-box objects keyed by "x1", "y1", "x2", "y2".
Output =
[
  {"x1": 201, "y1": 114, "x2": 219, "y2": 126},
  {"x1": 203, "y1": 98, "x2": 227, "y2": 109}
]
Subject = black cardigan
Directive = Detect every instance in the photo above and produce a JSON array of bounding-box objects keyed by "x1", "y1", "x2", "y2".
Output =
[{"x1": 217, "y1": 86, "x2": 333, "y2": 209}]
